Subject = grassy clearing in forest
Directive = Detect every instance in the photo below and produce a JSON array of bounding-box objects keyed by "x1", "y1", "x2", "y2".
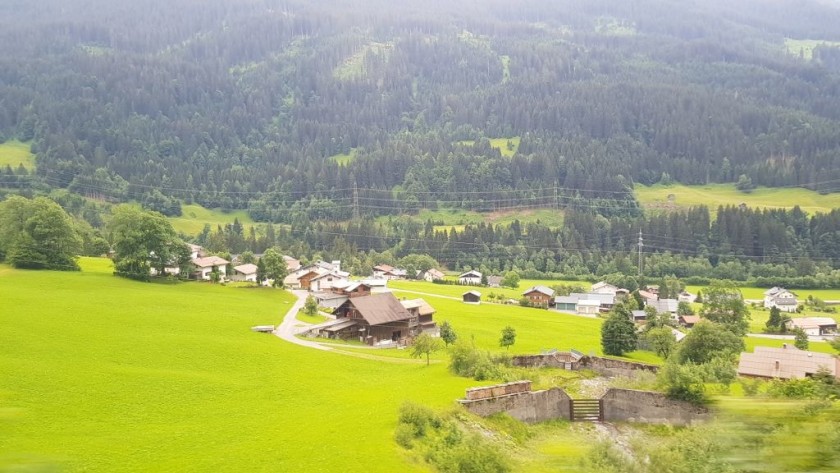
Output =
[
  {"x1": 167, "y1": 203, "x2": 255, "y2": 235},
  {"x1": 457, "y1": 136, "x2": 521, "y2": 157},
  {"x1": 382, "y1": 206, "x2": 564, "y2": 232},
  {"x1": 636, "y1": 183, "x2": 840, "y2": 215},
  {"x1": 330, "y1": 148, "x2": 357, "y2": 165},
  {"x1": 0, "y1": 140, "x2": 34, "y2": 170},
  {"x1": 784, "y1": 38, "x2": 840, "y2": 60},
  {"x1": 0, "y1": 258, "x2": 481, "y2": 472}
]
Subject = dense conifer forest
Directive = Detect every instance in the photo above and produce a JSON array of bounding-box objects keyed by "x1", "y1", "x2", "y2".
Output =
[{"x1": 4, "y1": 0, "x2": 840, "y2": 280}]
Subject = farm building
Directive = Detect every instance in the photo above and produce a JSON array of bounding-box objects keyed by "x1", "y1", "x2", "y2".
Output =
[
  {"x1": 418, "y1": 268, "x2": 445, "y2": 282},
  {"x1": 487, "y1": 276, "x2": 503, "y2": 288},
  {"x1": 459, "y1": 270, "x2": 482, "y2": 285},
  {"x1": 333, "y1": 281, "x2": 372, "y2": 298},
  {"x1": 310, "y1": 270, "x2": 351, "y2": 292},
  {"x1": 372, "y1": 264, "x2": 407, "y2": 280},
  {"x1": 786, "y1": 317, "x2": 837, "y2": 336},
  {"x1": 576, "y1": 300, "x2": 601, "y2": 316},
  {"x1": 523, "y1": 286, "x2": 555, "y2": 307},
  {"x1": 631, "y1": 310, "x2": 647, "y2": 323},
  {"x1": 400, "y1": 298, "x2": 437, "y2": 334},
  {"x1": 738, "y1": 345, "x2": 840, "y2": 380},
  {"x1": 462, "y1": 291, "x2": 481, "y2": 304},
  {"x1": 555, "y1": 296, "x2": 578, "y2": 312},
  {"x1": 283, "y1": 255, "x2": 301, "y2": 272},
  {"x1": 231, "y1": 263, "x2": 258, "y2": 282},
  {"x1": 554, "y1": 293, "x2": 616, "y2": 314},
  {"x1": 647, "y1": 299, "x2": 680, "y2": 321},
  {"x1": 328, "y1": 293, "x2": 435, "y2": 345},
  {"x1": 764, "y1": 287, "x2": 798, "y2": 312}
]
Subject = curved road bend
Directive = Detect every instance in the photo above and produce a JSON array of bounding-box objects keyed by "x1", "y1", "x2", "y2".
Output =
[{"x1": 274, "y1": 289, "x2": 333, "y2": 351}]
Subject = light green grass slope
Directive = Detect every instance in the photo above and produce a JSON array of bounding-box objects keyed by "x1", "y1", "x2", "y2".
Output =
[
  {"x1": 0, "y1": 258, "x2": 478, "y2": 472},
  {"x1": 168, "y1": 203, "x2": 255, "y2": 235},
  {"x1": 636, "y1": 183, "x2": 840, "y2": 215},
  {"x1": 0, "y1": 140, "x2": 35, "y2": 169}
]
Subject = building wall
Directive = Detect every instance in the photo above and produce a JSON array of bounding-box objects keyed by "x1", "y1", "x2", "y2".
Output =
[
  {"x1": 601, "y1": 389, "x2": 710, "y2": 426},
  {"x1": 527, "y1": 293, "x2": 552, "y2": 306},
  {"x1": 578, "y1": 356, "x2": 659, "y2": 378}
]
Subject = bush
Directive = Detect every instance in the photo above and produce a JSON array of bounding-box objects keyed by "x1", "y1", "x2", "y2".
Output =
[
  {"x1": 394, "y1": 423, "x2": 415, "y2": 449},
  {"x1": 398, "y1": 401, "x2": 441, "y2": 438},
  {"x1": 657, "y1": 361, "x2": 707, "y2": 404},
  {"x1": 448, "y1": 341, "x2": 506, "y2": 381}
]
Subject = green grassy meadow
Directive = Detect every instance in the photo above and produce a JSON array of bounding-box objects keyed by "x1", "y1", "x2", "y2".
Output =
[
  {"x1": 0, "y1": 140, "x2": 35, "y2": 170},
  {"x1": 383, "y1": 206, "x2": 564, "y2": 232},
  {"x1": 168, "y1": 203, "x2": 256, "y2": 235},
  {"x1": 457, "y1": 136, "x2": 521, "y2": 157},
  {"x1": 0, "y1": 258, "x2": 480, "y2": 472},
  {"x1": 784, "y1": 38, "x2": 840, "y2": 60},
  {"x1": 636, "y1": 183, "x2": 840, "y2": 215},
  {"x1": 329, "y1": 148, "x2": 358, "y2": 165}
]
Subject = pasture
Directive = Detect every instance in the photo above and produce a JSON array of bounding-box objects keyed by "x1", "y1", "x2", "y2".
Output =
[
  {"x1": 382, "y1": 206, "x2": 564, "y2": 232},
  {"x1": 456, "y1": 136, "x2": 521, "y2": 157},
  {"x1": 0, "y1": 258, "x2": 479, "y2": 472},
  {"x1": 0, "y1": 140, "x2": 35, "y2": 170},
  {"x1": 636, "y1": 183, "x2": 840, "y2": 215},
  {"x1": 330, "y1": 148, "x2": 358, "y2": 165},
  {"x1": 784, "y1": 38, "x2": 840, "y2": 60},
  {"x1": 168, "y1": 203, "x2": 256, "y2": 235}
]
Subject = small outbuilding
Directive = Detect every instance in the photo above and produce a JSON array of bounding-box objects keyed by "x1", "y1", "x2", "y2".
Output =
[
  {"x1": 463, "y1": 290, "x2": 482, "y2": 304},
  {"x1": 786, "y1": 317, "x2": 837, "y2": 336}
]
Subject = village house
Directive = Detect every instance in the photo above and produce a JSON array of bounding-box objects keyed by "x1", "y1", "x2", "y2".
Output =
[
  {"x1": 400, "y1": 298, "x2": 437, "y2": 334},
  {"x1": 738, "y1": 345, "x2": 840, "y2": 380},
  {"x1": 554, "y1": 292, "x2": 616, "y2": 314},
  {"x1": 487, "y1": 275, "x2": 503, "y2": 288},
  {"x1": 192, "y1": 255, "x2": 229, "y2": 281},
  {"x1": 333, "y1": 281, "x2": 373, "y2": 298},
  {"x1": 576, "y1": 300, "x2": 601, "y2": 316},
  {"x1": 231, "y1": 263, "x2": 258, "y2": 282},
  {"x1": 310, "y1": 269, "x2": 351, "y2": 292},
  {"x1": 360, "y1": 278, "x2": 389, "y2": 293},
  {"x1": 372, "y1": 264, "x2": 407, "y2": 280},
  {"x1": 764, "y1": 287, "x2": 798, "y2": 312},
  {"x1": 462, "y1": 290, "x2": 481, "y2": 304},
  {"x1": 523, "y1": 286, "x2": 555, "y2": 307},
  {"x1": 187, "y1": 243, "x2": 205, "y2": 260},
  {"x1": 631, "y1": 310, "x2": 647, "y2": 323},
  {"x1": 638, "y1": 289, "x2": 659, "y2": 305},
  {"x1": 591, "y1": 281, "x2": 619, "y2": 295},
  {"x1": 283, "y1": 260, "x2": 339, "y2": 289},
  {"x1": 679, "y1": 315, "x2": 700, "y2": 328},
  {"x1": 283, "y1": 255, "x2": 301, "y2": 272},
  {"x1": 647, "y1": 298, "x2": 680, "y2": 321},
  {"x1": 324, "y1": 293, "x2": 435, "y2": 345},
  {"x1": 459, "y1": 270, "x2": 483, "y2": 285},
  {"x1": 418, "y1": 268, "x2": 445, "y2": 282},
  {"x1": 786, "y1": 317, "x2": 838, "y2": 336}
]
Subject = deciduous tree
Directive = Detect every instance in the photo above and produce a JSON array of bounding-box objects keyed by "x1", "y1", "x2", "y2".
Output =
[
  {"x1": 700, "y1": 281, "x2": 750, "y2": 336},
  {"x1": 439, "y1": 321, "x2": 457, "y2": 347},
  {"x1": 601, "y1": 304, "x2": 638, "y2": 356},
  {"x1": 410, "y1": 333, "x2": 442, "y2": 366},
  {"x1": 499, "y1": 326, "x2": 516, "y2": 350}
]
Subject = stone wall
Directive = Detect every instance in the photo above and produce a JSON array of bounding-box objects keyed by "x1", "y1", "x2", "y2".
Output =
[
  {"x1": 511, "y1": 353, "x2": 577, "y2": 369},
  {"x1": 578, "y1": 356, "x2": 659, "y2": 378},
  {"x1": 465, "y1": 381, "x2": 532, "y2": 401},
  {"x1": 460, "y1": 387, "x2": 571, "y2": 423},
  {"x1": 601, "y1": 388, "x2": 710, "y2": 426}
]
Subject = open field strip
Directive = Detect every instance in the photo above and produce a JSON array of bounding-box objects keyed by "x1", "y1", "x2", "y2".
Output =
[
  {"x1": 0, "y1": 258, "x2": 481, "y2": 472},
  {"x1": 0, "y1": 140, "x2": 34, "y2": 169},
  {"x1": 167, "y1": 203, "x2": 256, "y2": 235},
  {"x1": 636, "y1": 183, "x2": 840, "y2": 215}
]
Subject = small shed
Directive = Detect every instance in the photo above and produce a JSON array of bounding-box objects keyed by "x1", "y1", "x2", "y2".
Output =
[
  {"x1": 463, "y1": 290, "x2": 482, "y2": 304},
  {"x1": 577, "y1": 300, "x2": 601, "y2": 315}
]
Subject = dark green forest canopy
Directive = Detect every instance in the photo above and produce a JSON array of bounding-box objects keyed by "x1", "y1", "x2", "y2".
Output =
[{"x1": 3, "y1": 0, "x2": 840, "y2": 218}]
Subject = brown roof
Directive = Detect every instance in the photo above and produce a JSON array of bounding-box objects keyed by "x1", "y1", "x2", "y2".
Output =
[
  {"x1": 738, "y1": 346, "x2": 839, "y2": 379},
  {"x1": 680, "y1": 315, "x2": 701, "y2": 324},
  {"x1": 340, "y1": 293, "x2": 413, "y2": 326},
  {"x1": 401, "y1": 298, "x2": 435, "y2": 316}
]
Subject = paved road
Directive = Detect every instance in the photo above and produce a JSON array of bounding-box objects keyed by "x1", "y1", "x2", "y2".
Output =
[
  {"x1": 273, "y1": 290, "x2": 333, "y2": 351},
  {"x1": 746, "y1": 332, "x2": 835, "y2": 342}
]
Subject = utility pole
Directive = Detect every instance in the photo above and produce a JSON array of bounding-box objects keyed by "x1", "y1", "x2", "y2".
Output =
[
  {"x1": 352, "y1": 181, "x2": 360, "y2": 221},
  {"x1": 637, "y1": 229, "x2": 644, "y2": 277}
]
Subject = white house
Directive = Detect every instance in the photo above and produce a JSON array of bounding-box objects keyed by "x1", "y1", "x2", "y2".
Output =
[
  {"x1": 310, "y1": 270, "x2": 351, "y2": 292},
  {"x1": 192, "y1": 256, "x2": 229, "y2": 281},
  {"x1": 283, "y1": 260, "x2": 336, "y2": 289},
  {"x1": 187, "y1": 243, "x2": 205, "y2": 260},
  {"x1": 373, "y1": 264, "x2": 408, "y2": 280},
  {"x1": 419, "y1": 268, "x2": 445, "y2": 282},
  {"x1": 459, "y1": 270, "x2": 482, "y2": 285},
  {"x1": 591, "y1": 281, "x2": 619, "y2": 295},
  {"x1": 231, "y1": 263, "x2": 258, "y2": 283},
  {"x1": 764, "y1": 287, "x2": 798, "y2": 312},
  {"x1": 786, "y1": 317, "x2": 838, "y2": 336}
]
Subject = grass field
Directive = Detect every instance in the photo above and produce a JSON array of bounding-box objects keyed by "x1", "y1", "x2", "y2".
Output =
[
  {"x1": 457, "y1": 136, "x2": 521, "y2": 157},
  {"x1": 0, "y1": 258, "x2": 480, "y2": 472},
  {"x1": 168, "y1": 203, "x2": 256, "y2": 235},
  {"x1": 0, "y1": 140, "x2": 34, "y2": 170},
  {"x1": 329, "y1": 148, "x2": 358, "y2": 165},
  {"x1": 333, "y1": 41, "x2": 393, "y2": 80},
  {"x1": 784, "y1": 38, "x2": 840, "y2": 60},
  {"x1": 636, "y1": 183, "x2": 840, "y2": 215},
  {"x1": 390, "y1": 279, "x2": 588, "y2": 301}
]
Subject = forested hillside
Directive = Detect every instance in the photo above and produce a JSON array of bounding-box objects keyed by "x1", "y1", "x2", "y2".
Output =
[
  {"x1": 3, "y1": 0, "x2": 840, "y2": 217},
  {"x1": 4, "y1": 0, "x2": 840, "y2": 280}
]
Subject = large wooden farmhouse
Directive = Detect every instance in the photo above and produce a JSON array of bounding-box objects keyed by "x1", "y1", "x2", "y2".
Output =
[{"x1": 327, "y1": 293, "x2": 437, "y2": 346}]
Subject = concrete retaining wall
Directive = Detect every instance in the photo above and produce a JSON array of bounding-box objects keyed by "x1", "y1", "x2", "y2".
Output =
[
  {"x1": 578, "y1": 356, "x2": 659, "y2": 378},
  {"x1": 601, "y1": 388, "x2": 710, "y2": 425},
  {"x1": 460, "y1": 387, "x2": 571, "y2": 423},
  {"x1": 465, "y1": 381, "x2": 532, "y2": 401}
]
